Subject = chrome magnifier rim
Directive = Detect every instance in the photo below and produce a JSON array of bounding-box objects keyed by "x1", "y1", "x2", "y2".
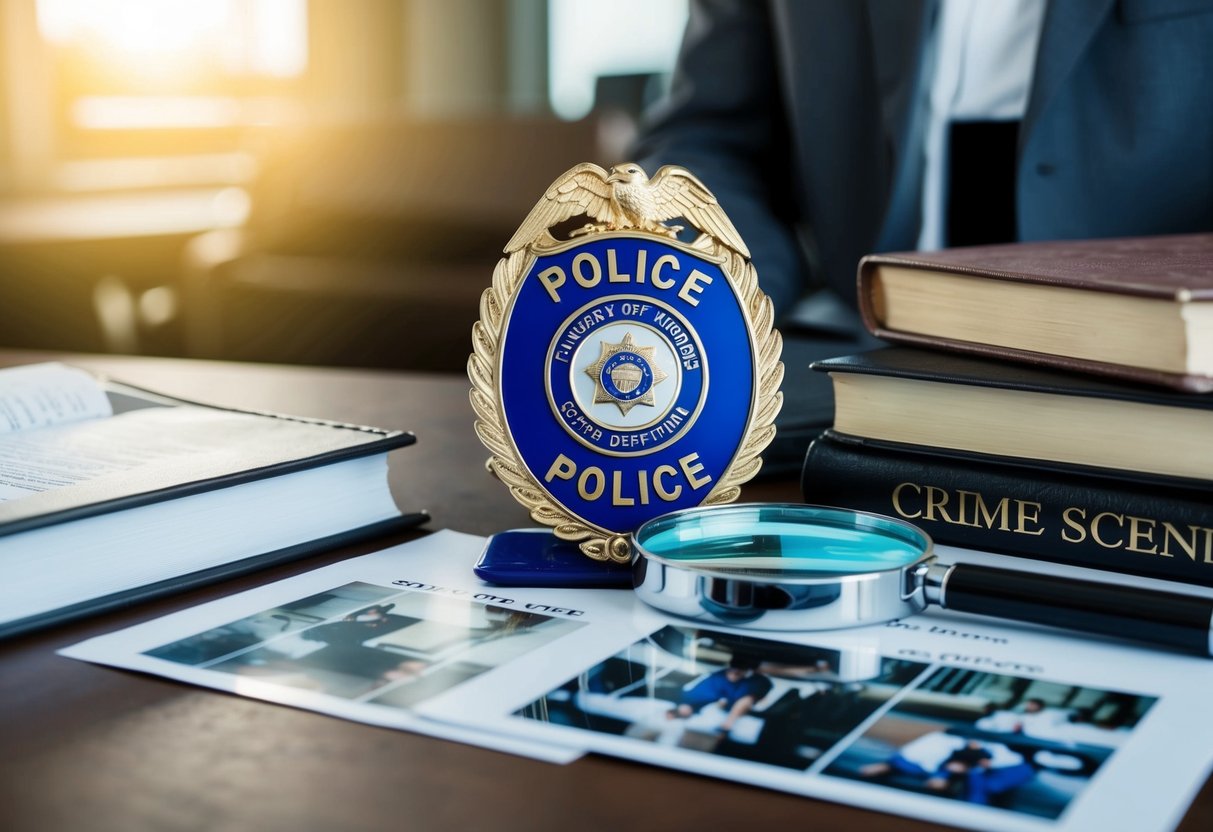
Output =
[
  {"x1": 630, "y1": 503, "x2": 1213, "y2": 657},
  {"x1": 630, "y1": 503, "x2": 938, "y2": 631}
]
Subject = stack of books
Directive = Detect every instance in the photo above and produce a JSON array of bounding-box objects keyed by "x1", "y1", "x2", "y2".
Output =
[{"x1": 801, "y1": 233, "x2": 1213, "y2": 588}]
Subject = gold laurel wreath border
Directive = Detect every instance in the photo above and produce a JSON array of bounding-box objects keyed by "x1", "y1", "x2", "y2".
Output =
[{"x1": 468, "y1": 237, "x2": 784, "y2": 564}]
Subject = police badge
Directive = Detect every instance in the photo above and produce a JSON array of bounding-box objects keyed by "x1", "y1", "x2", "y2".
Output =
[{"x1": 469, "y1": 162, "x2": 783, "y2": 564}]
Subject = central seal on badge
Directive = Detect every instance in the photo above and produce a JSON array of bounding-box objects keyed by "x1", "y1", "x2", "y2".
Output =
[
  {"x1": 470, "y1": 162, "x2": 783, "y2": 563},
  {"x1": 550, "y1": 294, "x2": 701, "y2": 455}
]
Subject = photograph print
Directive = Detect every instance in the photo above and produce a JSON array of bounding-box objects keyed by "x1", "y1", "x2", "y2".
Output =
[
  {"x1": 824, "y1": 667, "x2": 1157, "y2": 820},
  {"x1": 145, "y1": 581, "x2": 586, "y2": 708},
  {"x1": 515, "y1": 625, "x2": 930, "y2": 770}
]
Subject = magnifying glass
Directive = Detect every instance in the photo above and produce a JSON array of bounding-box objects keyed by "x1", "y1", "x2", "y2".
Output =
[{"x1": 631, "y1": 504, "x2": 1213, "y2": 657}]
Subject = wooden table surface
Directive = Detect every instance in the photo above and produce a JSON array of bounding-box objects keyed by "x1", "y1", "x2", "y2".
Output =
[{"x1": 0, "y1": 351, "x2": 1209, "y2": 832}]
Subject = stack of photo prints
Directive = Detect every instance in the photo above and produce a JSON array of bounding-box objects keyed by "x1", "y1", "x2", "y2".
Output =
[{"x1": 62, "y1": 531, "x2": 1213, "y2": 832}]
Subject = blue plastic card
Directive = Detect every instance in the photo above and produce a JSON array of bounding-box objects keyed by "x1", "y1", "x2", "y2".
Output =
[{"x1": 473, "y1": 528, "x2": 633, "y2": 588}]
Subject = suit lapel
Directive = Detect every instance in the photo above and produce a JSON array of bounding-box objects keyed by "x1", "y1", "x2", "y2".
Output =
[
  {"x1": 1022, "y1": 0, "x2": 1116, "y2": 146},
  {"x1": 865, "y1": 0, "x2": 932, "y2": 157},
  {"x1": 865, "y1": 0, "x2": 935, "y2": 250}
]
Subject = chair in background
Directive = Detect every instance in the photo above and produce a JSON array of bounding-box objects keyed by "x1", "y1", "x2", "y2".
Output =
[{"x1": 180, "y1": 115, "x2": 601, "y2": 373}]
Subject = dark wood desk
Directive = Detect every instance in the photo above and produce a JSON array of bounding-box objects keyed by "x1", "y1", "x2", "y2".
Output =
[{"x1": 1, "y1": 353, "x2": 1209, "y2": 832}]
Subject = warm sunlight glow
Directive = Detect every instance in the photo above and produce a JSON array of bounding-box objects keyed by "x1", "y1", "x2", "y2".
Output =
[
  {"x1": 37, "y1": 0, "x2": 307, "y2": 79},
  {"x1": 38, "y1": 1, "x2": 227, "y2": 56}
]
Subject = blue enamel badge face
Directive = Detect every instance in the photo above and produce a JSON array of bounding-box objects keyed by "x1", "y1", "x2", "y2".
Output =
[
  {"x1": 499, "y1": 235, "x2": 754, "y2": 534},
  {"x1": 471, "y1": 161, "x2": 780, "y2": 563}
]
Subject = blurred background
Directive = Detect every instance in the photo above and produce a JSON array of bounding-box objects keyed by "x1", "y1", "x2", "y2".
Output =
[{"x1": 0, "y1": 0, "x2": 689, "y2": 373}]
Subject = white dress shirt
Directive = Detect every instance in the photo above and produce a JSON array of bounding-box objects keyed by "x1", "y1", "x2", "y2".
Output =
[{"x1": 916, "y1": 0, "x2": 1047, "y2": 251}]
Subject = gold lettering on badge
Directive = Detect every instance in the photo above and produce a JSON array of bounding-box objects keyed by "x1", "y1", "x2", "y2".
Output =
[
  {"x1": 537, "y1": 248, "x2": 712, "y2": 307},
  {"x1": 543, "y1": 451, "x2": 713, "y2": 506},
  {"x1": 479, "y1": 163, "x2": 779, "y2": 563}
]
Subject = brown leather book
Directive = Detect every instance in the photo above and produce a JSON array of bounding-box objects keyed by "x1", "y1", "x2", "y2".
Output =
[{"x1": 857, "y1": 233, "x2": 1213, "y2": 391}]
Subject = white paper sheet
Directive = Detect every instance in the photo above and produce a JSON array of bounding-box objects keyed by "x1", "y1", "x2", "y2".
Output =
[
  {"x1": 0, "y1": 363, "x2": 120, "y2": 500},
  {"x1": 63, "y1": 531, "x2": 1213, "y2": 830},
  {"x1": 0, "y1": 362, "x2": 112, "y2": 434},
  {"x1": 416, "y1": 543, "x2": 1213, "y2": 832},
  {"x1": 61, "y1": 530, "x2": 602, "y2": 763}
]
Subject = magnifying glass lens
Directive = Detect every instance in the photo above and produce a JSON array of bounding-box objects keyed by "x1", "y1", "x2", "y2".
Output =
[
  {"x1": 633, "y1": 505, "x2": 1213, "y2": 655},
  {"x1": 634, "y1": 504, "x2": 929, "y2": 577}
]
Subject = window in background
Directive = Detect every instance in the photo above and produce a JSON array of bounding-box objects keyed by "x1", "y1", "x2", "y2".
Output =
[
  {"x1": 548, "y1": 0, "x2": 688, "y2": 121},
  {"x1": 19, "y1": 0, "x2": 308, "y2": 191}
]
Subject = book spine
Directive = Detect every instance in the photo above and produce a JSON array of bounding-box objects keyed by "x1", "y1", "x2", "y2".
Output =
[{"x1": 802, "y1": 435, "x2": 1213, "y2": 588}]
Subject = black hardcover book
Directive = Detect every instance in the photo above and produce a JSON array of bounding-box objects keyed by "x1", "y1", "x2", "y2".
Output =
[
  {"x1": 802, "y1": 430, "x2": 1213, "y2": 588},
  {"x1": 811, "y1": 347, "x2": 1213, "y2": 481}
]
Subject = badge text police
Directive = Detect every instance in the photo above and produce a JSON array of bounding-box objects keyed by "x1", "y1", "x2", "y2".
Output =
[
  {"x1": 529, "y1": 244, "x2": 723, "y2": 509},
  {"x1": 544, "y1": 451, "x2": 713, "y2": 506},
  {"x1": 535, "y1": 247, "x2": 714, "y2": 307}
]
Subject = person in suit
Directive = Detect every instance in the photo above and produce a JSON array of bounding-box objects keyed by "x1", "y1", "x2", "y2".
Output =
[{"x1": 632, "y1": 0, "x2": 1213, "y2": 463}]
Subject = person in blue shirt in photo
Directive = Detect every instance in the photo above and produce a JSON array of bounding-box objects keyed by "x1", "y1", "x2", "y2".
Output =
[
  {"x1": 860, "y1": 731, "x2": 1036, "y2": 805},
  {"x1": 668, "y1": 654, "x2": 774, "y2": 733}
]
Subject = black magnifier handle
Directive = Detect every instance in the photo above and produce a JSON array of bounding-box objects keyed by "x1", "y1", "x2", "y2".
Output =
[{"x1": 931, "y1": 563, "x2": 1213, "y2": 657}]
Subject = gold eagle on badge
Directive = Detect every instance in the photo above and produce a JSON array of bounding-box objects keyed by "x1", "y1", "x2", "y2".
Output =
[{"x1": 505, "y1": 162, "x2": 751, "y2": 257}]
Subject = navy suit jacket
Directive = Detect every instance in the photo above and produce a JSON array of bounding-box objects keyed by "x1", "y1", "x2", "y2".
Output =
[{"x1": 635, "y1": 0, "x2": 1213, "y2": 318}]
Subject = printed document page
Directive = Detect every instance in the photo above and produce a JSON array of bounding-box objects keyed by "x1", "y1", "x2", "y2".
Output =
[
  {"x1": 0, "y1": 363, "x2": 252, "y2": 504},
  {"x1": 423, "y1": 541, "x2": 1213, "y2": 832},
  {"x1": 60, "y1": 531, "x2": 596, "y2": 763},
  {"x1": 0, "y1": 408, "x2": 234, "y2": 502},
  {"x1": 63, "y1": 531, "x2": 1213, "y2": 832},
  {"x1": 0, "y1": 362, "x2": 111, "y2": 434}
]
